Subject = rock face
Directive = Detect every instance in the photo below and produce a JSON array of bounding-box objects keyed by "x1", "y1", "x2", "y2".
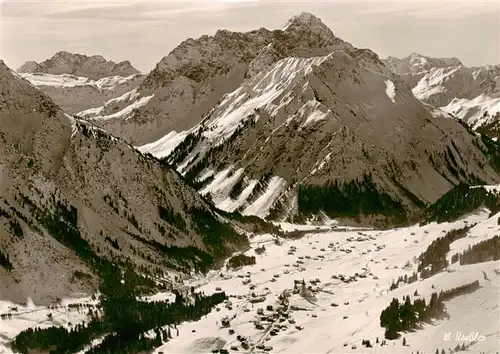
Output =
[
  {"x1": 16, "y1": 52, "x2": 145, "y2": 115},
  {"x1": 136, "y1": 14, "x2": 500, "y2": 224},
  {"x1": 17, "y1": 51, "x2": 140, "y2": 80},
  {"x1": 0, "y1": 60, "x2": 246, "y2": 304},
  {"x1": 383, "y1": 53, "x2": 500, "y2": 136},
  {"x1": 89, "y1": 12, "x2": 353, "y2": 145}
]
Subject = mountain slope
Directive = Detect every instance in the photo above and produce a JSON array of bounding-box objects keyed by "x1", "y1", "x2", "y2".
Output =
[
  {"x1": 87, "y1": 12, "x2": 354, "y2": 145},
  {"x1": 383, "y1": 53, "x2": 500, "y2": 137},
  {"x1": 136, "y1": 15, "x2": 500, "y2": 225},
  {"x1": 0, "y1": 60, "x2": 247, "y2": 305}
]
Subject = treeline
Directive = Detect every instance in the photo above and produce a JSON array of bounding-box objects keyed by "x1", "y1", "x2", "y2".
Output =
[
  {"x1": 298, "y1": 173, "x2": 406, "y2": 223},
  {"x1": 227, "y1": 254, "x2": 256, "y2": 269},
  {"x1": 1, "y1": 204, "x2": 24, "y2": 238},
  {"x1": 389, "y1": 272, "x2": 418, "y2": 291},
  {"x1": 188, "y1": 208, "x2": 247, "y2": 258},
  {"x1": 477, "y1": 132, "x2": 500, "y2": 173},
  {"x1": 451, "y1": 236, "x2": 500, "y2": 265},
  {"x1": 217, "y1": 209, "x2": 281, "y2": 235},
  {"x1": 104, "y1": 236, "x2": 120, "y2": 250},
  {"x1": 418, "y1": 226, "x2": 472, "y2": 278},
  {"x1": 158, "y1": 204, "x2": 186, "y2": 231},
  {"x1": 88, "y1": 291, "x2": 227, "y2": 354},
  {"x1": 421, "y1": 184, "x2": 500, "y2": 224},
  {"x1": 0, "y1": 249, "x2": 13, "y2": 271},
  {"x1": 380, "y1": 281, "x2": 480, "y2": 339},
  {"x1": 9, "y1": 219, "x2": 23, "y2": 237},
  {"x1": 12, "y1": 263, "x2": 228, "y2": 354},
  {"x1": 380, "y1": 294, "x2": 441, "y2": 339},
  {"x1": 439, "y1": 280, "x2": 480, "y2": 301},
  {"x1": 13, "y1": 318, "x2": 105, "y2": 354},
  {"x1": 229, "y1": 177, "x2": 246, "y2": 200},
  {"x1": 166, "y1": 129, "x2": 202, "y2": 166},
  {"x1": 130, "y1": 232, "x2": 214, "y2": 273}
]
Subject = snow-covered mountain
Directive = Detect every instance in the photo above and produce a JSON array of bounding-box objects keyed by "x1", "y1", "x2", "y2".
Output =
[
  {"x1": 0, "y1": 59, "x2": 248, "y2": 305},
  {"x1": 85, "y1": 12, "x2": 354, "y2": 145},
  {"x1": 17, "y1": 51, "x2": 146, "y2": 115},
  {"x1": 18, "y1": 51, "x2": 140, "y2": 80},
  {"x1": 383, "y1": 53, "x2": 500, "y2": 137},
  {"x1": 2, "y1": 11, "x2": 500, "y2": 354},
  {"x1": 2, "y1": 195, "x2": 499, "y2": 353},
  {"x1": 135, "y1": 14, "x2": 500, "y2": 224}
]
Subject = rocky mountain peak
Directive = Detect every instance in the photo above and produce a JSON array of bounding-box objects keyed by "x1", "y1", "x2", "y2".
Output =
[
  {"x1": 282, "y1": 12, "x2": 341, "y2": 44},
  {"x1": 97, "y1": 12, "x2": 358, "y2": 145},
  {"x1": 17, "y1": 51, "x2": 140, "y2": 80},
  {"x1": 284, "y1": 12, "x2": 326, "y2": 29},
  {"x1": 52, "y1": 50, "x2": 79, "y2": 59},
  {"x1": 17, "y1": 60, "x2": 42, "y2": 73}
]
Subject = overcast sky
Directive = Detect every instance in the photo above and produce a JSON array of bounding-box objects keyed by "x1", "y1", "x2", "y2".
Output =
[{"x1": 1, "y1": 0, "x2": 499, "y2": 73}]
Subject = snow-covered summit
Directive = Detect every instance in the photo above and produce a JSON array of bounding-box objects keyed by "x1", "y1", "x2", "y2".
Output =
[
  {"x1": 136, "y1": 40, "x2": 499, "y2": 221},
  {"x1": 91, "y1": 12, "x2": 352, "y2": 145},
  {"x1": 17, "y1": 51, "x2": 140, "y2": 80},
  {"x1": 383, "y1": 53, "x2": 500, "y2": 137},
  {"x1": 384, "y1": 53, "x2": 463, "y2": 76},
  {"x1": 283, "y1": 12, "x2": 328, "y2": 31},
  {"x1": 16, "y1": 52, "x2": 145, "y2": 115}
]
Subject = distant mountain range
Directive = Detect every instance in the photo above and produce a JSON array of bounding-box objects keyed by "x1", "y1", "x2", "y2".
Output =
[
  {"x1": 2, "y1": 12, "x2": 500, "y2": 354},
  {"x1": 17, "y1": 52, "x2": 145, "y2": 116},
  {"x1": 383, "y1": 53, "x2": 500, "y2": 136},
  {"x1": 16, "y1": 13, "x2": 500, "y2": 227},
  {"x1": 18, "y1": 51, "x2": 140, "y2": 80}
]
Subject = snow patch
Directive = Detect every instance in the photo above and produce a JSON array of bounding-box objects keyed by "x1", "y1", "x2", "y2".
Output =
[
  {"x1": 440, "y1": 94, "x2": 500, "y2": 128},
  {"x1": 218, "y1": 179, "x2": 259, "y2": 213},
  {"x1": 298, "y1": 100, "x2": 331, "y2": 126},
  {"x1": 64, "y1": 113, "x2": 78, "y2": 137},
  {"x1": 77, "y1": 105, "x2": 105, "y2": 118},
  {"x1": 409, "y1": 54, "x2": 428, "y2": 67},
  {"x1": 384, "y1": 79, "x2": 396, "y2": 103},
  {"x1": 137, "y1": 130, "x2": 190, "y2": 159},
  {"x1": 196, "y1": 169, "x2": 215, "y2": 184},
  {"x1": 106, "y1": 88, "x2": 140, "y2": 106},
  {"x1": 242, "y1": 176, "x2": 287, "y2": 218},
  {"x1": 199, "y1": 167, "x2": 245, "y2": 206},
  {"x1": 412, "y1": 66, "x2": 460, "y2": 100},
  {"x1": 19, "y1": 73, "x2": 139, "y2": 90},
  {"x1": 310, "y1": 152, "x2": 332, "y2": 175},
  {"x1": 85, "y1": 94, "x2": 154, "y2": 121},
  {"x1": 202, "y1": 53, "x2": 337, "y2": 143}
]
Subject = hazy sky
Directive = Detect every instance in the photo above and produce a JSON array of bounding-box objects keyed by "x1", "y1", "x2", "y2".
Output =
[{"x1": 1, "y1": 0, "x2": 499, "y2": 73}]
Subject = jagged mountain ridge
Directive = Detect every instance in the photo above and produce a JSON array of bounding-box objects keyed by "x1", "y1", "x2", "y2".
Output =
[
  {"x1": 17, "y1": 51, "x2": 140, "y2": 80},
  {"x1": 86, "y1": 12, "x2": 354, "y2": 145},
  {"x1": 136, "y1": 14, "x2": 500, "y2": 225},
  {"x1": 16, "y1": 52, "x2": 146, "y2": 115},
  {"x1": 383, "y1": 53, "x2": 500, "y2": 135},
  {"x1": 0, "y1": 60, "x2": 247, "y2": 304}
]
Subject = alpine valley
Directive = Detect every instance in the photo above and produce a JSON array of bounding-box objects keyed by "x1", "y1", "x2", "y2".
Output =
[{"x1": 1, "y1": 12, "x2": 499, "y2": 354}]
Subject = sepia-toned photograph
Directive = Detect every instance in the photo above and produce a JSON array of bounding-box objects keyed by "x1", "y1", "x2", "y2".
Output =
[{"x1": 1, "y1": 1, "x2": 499, "y2": 353}]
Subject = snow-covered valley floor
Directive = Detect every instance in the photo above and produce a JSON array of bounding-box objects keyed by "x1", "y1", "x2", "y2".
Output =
[{"x1": 1, "y1": 210, "x2": 499, "y2": 353}]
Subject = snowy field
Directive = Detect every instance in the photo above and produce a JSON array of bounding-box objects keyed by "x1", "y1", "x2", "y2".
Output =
[
  {"x1": 153, "y1": 210, "x2": 499, "y2": 354},
  {"x1": 0, "y1": 295, "x2": 99, "y2": 354},
  {"x1": 18, "y1": 72, "x2": 139, "y2": 90},
  {"x1": 1, "y1": 210, "x2": 499, "y2": 353}
]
